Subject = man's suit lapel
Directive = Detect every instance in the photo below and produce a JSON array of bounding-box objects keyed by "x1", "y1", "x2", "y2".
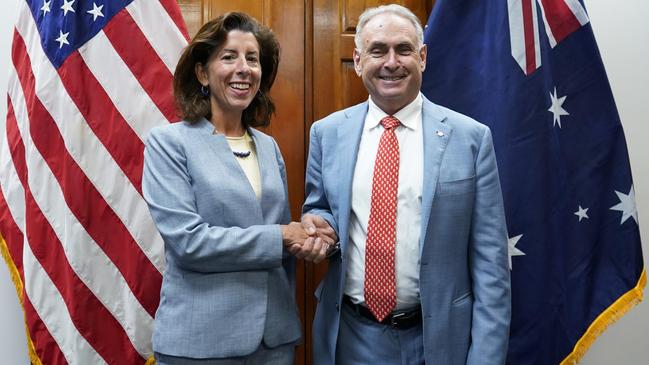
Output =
[
  {"x1": 420, "y1": 98, "x2": 451, "y2": 255},
  {"x1": 336, "y1": 102, "x2": 367, "y2": 253}
]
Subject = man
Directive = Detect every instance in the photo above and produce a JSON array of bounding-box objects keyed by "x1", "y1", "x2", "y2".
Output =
[{"x1": 302, "y1": 4, "x2": 511, "y2": 365}]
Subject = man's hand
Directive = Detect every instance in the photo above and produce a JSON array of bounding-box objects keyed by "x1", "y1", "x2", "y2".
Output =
[
  {"x1": 301, "y1": 214, "x2": 337, "y2": 244},
  {"x1": 288, "y1": 214, "x2": 338, "y2": 264},
  {"x1": 282, "y1": 215, "x2": 338, "y2": 264},
  {"x1": 281, "y1": 221, "x2": 328, "y2": 264}
]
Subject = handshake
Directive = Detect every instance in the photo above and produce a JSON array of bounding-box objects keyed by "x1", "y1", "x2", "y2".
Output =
[{"x1": 281, "y1": 214, "x2": 338, "y2": 264}]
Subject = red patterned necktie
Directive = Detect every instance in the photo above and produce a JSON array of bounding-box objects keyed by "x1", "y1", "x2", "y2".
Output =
[{"x1": 364, "y1": 115, "x2": 400, "y2": 322}]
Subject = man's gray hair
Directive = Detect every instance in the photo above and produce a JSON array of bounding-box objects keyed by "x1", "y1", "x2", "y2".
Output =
[{"x1": 354, "y1": 4, "x2": 424, "y2": 50}]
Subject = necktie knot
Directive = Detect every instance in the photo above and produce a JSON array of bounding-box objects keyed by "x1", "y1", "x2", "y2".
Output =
[{"x1": 380, "y1": 116, "x2": 401, "y2": 131}]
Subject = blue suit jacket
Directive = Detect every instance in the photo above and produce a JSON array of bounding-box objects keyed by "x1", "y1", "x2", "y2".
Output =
[
  {"x1": 143, "y1": 119, "x2": 301, "y2": 359},
  {"x1": 303, "y1": 97, "x2": 511, "y2": 365}
]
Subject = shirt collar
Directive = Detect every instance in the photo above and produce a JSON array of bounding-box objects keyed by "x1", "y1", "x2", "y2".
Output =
[{"x1": 366, "y1": 93, "x2": 423, "y2": 131}]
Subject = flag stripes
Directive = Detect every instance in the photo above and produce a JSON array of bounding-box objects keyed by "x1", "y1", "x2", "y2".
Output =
[
  {"x1": 522, "y1": 0, "x2": 539, "y2": 74},
  {"x1": 80, "y1": 26, "x2": 171, "y2": 143},
  {"x1": 7, "y1": 84, "x2": 145, "y2": 363},
  {"x1": 508, "y1": 0, "x2": 541, "y2": 75},
  {"x1": 3, "y1": 98, "x2": 62, "y2": 365},
  {"x1": 13, "y1": 7, "x2": 166, "y2": 275},
  {"x1": 23, "y1": 296, "x2": 66, "y2": 365},
  {"x1": 103, "y1": 10, "x2": 178, "y2": 124},
  {"x1": 125, "y1": 0, "x2": 187, "y2": 73},
  {"x1": 0, "y1": 194, "x2": 23, "y2": 277},
  {"x1": 538, "y1": 0, "x2": 588, "y2": 47},
  {"x1": 508, "y1": 0, "x2": 589, "y2": 75},
  {"x1": 0, "y1": 104, "x2": 25, "y2": 279},
  {"x1": 22, "y1": 235, "x2": 108, "y2": 365},
  {"x1": 157, "y1": 0, "x2": 191, "y2": 43},
  {"x1": 59, "y1": 50, "x2": 149, "y2": 192},
  {"x1": 1, "y1": 0, "x2": 188, "y2": 363},
  {"x1": 11, "y1": 30, "x2": 160, "y2": 320}
]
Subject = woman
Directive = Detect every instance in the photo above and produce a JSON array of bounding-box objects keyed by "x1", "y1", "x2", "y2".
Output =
[{"x1": 143, "y1": 12, "x2": 324, "y2": 364}]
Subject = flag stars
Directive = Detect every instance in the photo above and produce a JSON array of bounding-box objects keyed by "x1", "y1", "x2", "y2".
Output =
[
  {"x1": 508, "y1": 234, "x2": 525, "y2": 270},
  {"x1": 548, "y1": 87, "x2": 569, "y2": 128},
  {"x1": 574, "y1": 205, "x2": 589, "y2": 222},
  {"x1": 610, "y1": 185, "x2": 638, "y2": 225},
  {"x1": 61, "y1": 0, "x2": 76, "y2": 16},
  {"x1": 87, "y1": 3, "x2": 105, "y2": 21},
  {"x1": 55, "y1": 30, "x2": 70, "y2": 49},
  {"x1": 41, "y1": 0, "x2": 51, "y2": 15}
]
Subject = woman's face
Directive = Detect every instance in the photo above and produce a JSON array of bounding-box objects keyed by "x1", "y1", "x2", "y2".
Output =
[{"x1": 196, "y1": 30, "x2": 262, "y2": 116}]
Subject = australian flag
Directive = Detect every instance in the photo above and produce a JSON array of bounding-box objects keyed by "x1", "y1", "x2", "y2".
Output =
[{"x1": 421, "y1": 0, "x2": 645, "y2": 363}]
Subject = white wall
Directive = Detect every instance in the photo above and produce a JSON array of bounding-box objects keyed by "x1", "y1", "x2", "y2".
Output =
[{"x1": 0, "y1": 1, "x2": 646, "y2": 364}]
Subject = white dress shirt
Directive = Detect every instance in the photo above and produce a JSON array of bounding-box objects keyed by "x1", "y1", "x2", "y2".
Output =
[{"x1": 344, "y1": 93, "x2": 424, "y2": 310}]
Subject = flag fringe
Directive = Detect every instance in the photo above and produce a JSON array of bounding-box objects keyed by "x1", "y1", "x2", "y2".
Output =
[
  {"x1": 146, "y1": 355, "x2": 157, "y2": 364},
  {"x1": 0, "y1": 234, "x2": 43, "y2": 365},
  {"x1": 560, "y1": 268, "x2": 646, "y2": 365},
  {"x1": 0, "y1": 235, "x2": 22, "y2": 301}
]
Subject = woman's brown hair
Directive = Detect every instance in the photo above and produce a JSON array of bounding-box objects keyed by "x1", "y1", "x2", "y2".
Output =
[{"x1": 173, "y1": 12, "x2": 280, "y2": 127}]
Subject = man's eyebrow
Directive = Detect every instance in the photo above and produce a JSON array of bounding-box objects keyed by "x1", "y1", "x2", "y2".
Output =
[
  {"x1": 366, "y1": 41, "x2": 388, "y2": 49},
  {"x1": 365, "y1": 41, "x2": 415, "y2": 49}
]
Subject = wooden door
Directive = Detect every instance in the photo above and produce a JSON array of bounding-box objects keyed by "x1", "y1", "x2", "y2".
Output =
[{"x1": 177, "y1": 1, "x2": 432, "y2": 364}]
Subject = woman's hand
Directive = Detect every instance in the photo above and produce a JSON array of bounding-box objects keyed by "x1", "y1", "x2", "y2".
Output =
[{"x1": 281, "y1": 222, "x2": 309, "y2": 247}]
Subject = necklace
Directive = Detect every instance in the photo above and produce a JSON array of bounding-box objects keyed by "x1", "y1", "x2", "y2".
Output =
[{"x1": 232, "y1": 150, "x2": 251, "y2": 158}]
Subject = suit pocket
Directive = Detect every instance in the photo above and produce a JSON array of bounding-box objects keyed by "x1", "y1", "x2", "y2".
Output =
[
  {"x1": 450, "y1": 291, "x2": 473, "y2": 348},
  {"x1": 436, "y1": 176, "x2": 475, "y2": 197},
  {"x1": 452, "y1": 291, "x2": 474, "y2": 306}
]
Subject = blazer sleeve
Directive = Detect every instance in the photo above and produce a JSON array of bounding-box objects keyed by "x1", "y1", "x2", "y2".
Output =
[
  {"x1": 273, "y1": 138, "x2": 297, "y2": 285},
  {"x1": 302, "y1": 122, "x2": 338, "y2": 234},
  {"x1": 466, "y1": 127, "x2": 512, "y2": 365},
  {"x1": 142, "y1": 126, "x2": 283, "y2": 273}
]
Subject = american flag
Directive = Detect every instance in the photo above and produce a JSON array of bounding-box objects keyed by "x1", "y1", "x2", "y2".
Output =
[
  {"x1": 0, "y1": 0, "x2": 188, "y2": 363},
  {"x1": 422, "y1": 0, "x2": 644, "y2": 364}
]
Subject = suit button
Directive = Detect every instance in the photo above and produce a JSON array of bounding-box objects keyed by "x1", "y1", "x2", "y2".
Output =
[{"x1": 335, "y1": 303, "x2": 340, "y2": 312}]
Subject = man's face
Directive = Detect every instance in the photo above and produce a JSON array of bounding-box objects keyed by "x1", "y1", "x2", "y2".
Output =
[{"x1": 353, "y1": 13, "x2": 426, "y2": 115}]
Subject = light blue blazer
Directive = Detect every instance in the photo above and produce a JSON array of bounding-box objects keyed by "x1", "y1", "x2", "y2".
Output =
[
  {"x1": 303, "y1": 96, "x2": 511, "y2": 365},
  {"x1": 143, "y1": 119, "x2": 301, "y2": 359}
]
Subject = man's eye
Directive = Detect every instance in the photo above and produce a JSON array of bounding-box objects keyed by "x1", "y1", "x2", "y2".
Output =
[{"x1": 397, "y1": 47, "x2": 414, "y2": 55}]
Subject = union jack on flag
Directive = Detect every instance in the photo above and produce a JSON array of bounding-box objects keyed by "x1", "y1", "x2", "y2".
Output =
[
  {"x1": 423, "y1": 0, "x2": 644, "y2": 363},
  {"x1": 508, "y1": 0, "x2": 589, "y2": 75},
  {"x1": 1, "y1": 0, "x2": 188, "y2": 364}
]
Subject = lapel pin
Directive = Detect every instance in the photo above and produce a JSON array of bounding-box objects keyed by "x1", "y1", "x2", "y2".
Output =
[{"x1": 436, "y1": 130, "x2": 445, "y2": 137}]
